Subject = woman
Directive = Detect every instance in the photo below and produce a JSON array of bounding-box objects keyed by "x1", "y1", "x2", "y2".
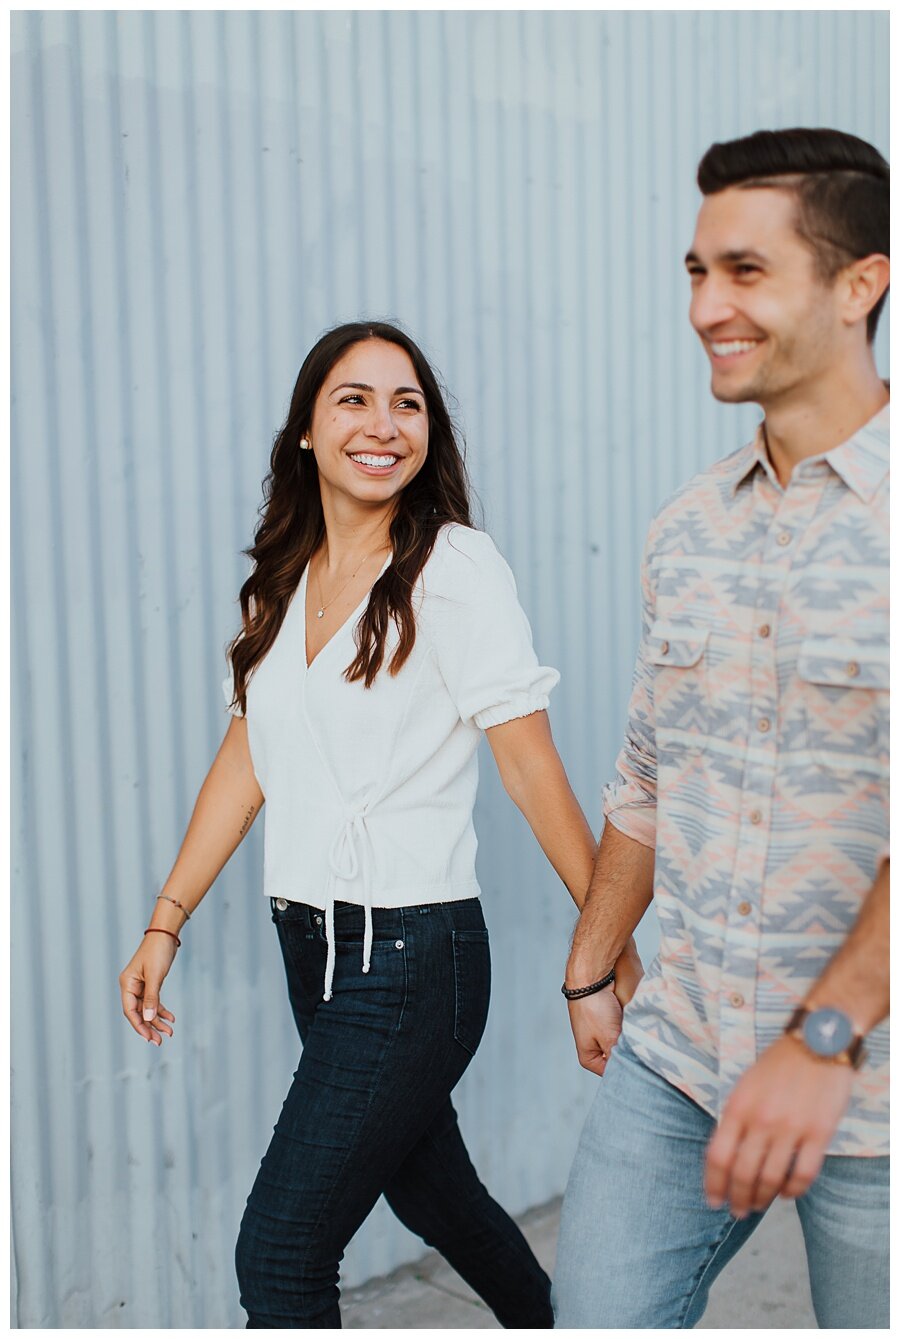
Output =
[{"x1": 118, "y1": 321, "x2": 640, "y2": 1328}]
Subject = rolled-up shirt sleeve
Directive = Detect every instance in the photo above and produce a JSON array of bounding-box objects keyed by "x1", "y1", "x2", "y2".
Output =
[
  {"x1": 426, "y1": 527, "x2": 559, "y2": 731},
  {"x1": 603, "y1": 527, "x2": 658, "y2": 849}
]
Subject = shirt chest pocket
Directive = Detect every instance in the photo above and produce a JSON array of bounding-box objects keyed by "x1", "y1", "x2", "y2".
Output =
[
  {"x1": 796, "y1": 637, "x2": 888, "y2": 776},
  {"x1": 648, "y1": 621, "x2": 711, "y2": 748}
]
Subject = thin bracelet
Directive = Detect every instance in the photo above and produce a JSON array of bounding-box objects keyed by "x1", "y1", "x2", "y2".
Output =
[
  {"x1": 156, "y1": 892, "x2": 191, "y2": 920},
  {"x1": 561, "y1": 968, "x2": 616, "y2": 1000},
  {"x1": 144, "y1": 927, "x2": 182, "y2": 948}
]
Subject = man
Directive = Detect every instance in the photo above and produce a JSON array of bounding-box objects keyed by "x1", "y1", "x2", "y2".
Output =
[{"x1": 553, "y1": 128, "x2": 889, "y2": 1329}]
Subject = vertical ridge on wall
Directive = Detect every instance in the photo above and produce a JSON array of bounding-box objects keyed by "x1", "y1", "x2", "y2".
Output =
[{"x1": 11, "y1": 10, "x2": 888, "y2": 1325}]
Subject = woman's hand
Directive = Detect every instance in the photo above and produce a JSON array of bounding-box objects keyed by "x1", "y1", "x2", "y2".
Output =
[
  {"x1": 116, "y1": 717, "x2": 264, "y2": 1049},
  {"x1": 119, "y1": 934, "x2": 178, "y2": 1046},
  {"x1": 613, "y1": 936, "x2": 645, "y2": 1008}
]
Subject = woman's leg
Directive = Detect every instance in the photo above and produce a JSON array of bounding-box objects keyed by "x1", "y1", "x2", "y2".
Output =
[
  {"x1": 235, "y1": 900, "x2": 413, "y2": 1326},
  {"x1": 384, "y1": 1098, "x2": 553, "y2": 1327},
  {"x1": 236, "y1": 899, "x2": 547, "y2": 1328}
]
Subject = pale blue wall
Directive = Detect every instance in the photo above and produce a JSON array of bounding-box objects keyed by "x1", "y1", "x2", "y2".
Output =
[{"x1": 11, "y1": 9, "x2": 888, "y2": 1326}]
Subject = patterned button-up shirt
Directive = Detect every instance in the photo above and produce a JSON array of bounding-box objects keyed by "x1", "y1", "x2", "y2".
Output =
[{"x1": 607, "y1": 404, "x2": 889, "y2": 1155}]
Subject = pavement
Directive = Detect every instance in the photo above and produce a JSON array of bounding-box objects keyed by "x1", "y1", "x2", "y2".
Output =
[{"x1": 343, "y1": 1194, "x2": 816, "y2": 1328}]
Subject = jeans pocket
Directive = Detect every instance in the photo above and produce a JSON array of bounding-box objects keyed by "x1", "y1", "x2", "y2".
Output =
[{"x1": 452, "y1": 929, "x2": 490, "y2": 1055}]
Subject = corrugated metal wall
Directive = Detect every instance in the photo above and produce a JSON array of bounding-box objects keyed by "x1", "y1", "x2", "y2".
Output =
[{"x1": 11, "y1": 10, "x2": 889, "y2": 1327}]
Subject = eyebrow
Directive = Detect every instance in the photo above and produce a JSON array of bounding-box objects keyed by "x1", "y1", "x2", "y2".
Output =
[
  {"x1": 684, "y1": 248, "x2": 768, "y2": 266},
  {"x1": 329, "y1": 382, "x2": 424, "y2": 396}
]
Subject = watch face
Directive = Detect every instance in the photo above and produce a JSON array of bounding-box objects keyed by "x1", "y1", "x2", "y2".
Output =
[{"x1": 802, "y1": 1007, "x2": 854, "y2": 1057}]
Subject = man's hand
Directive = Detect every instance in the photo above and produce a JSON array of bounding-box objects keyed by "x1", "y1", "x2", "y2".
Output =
[
  {"x1": 567, "y1": 988, "x2": 624, "y2": 1076},
  {"x1": 704, "y1": 1036, "x2": 854, "y2": 1218}
]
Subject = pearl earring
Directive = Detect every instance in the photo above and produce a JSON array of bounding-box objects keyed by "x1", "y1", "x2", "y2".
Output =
[{"x1": 300, "y1": 436, "x2": 312, "y2": 451}]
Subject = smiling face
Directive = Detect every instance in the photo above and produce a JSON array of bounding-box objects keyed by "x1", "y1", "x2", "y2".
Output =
[
  {"x1": 308, "y1": 338, "x2": 429, "y2": 515},
  {"x1": 686, "y1": 186, "x2": 847, "y2": 410}
]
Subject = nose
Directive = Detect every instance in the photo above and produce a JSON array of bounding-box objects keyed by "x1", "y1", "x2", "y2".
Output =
[
  {"x1": 690, "y1": 274, "x2": 738, "y2": 335},
  {"x1": 365, "y1": 398, "x2": 399, "y2": 442}
]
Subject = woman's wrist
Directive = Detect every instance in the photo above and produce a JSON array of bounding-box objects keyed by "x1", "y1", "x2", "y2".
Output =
[
  {"x1": 147, "y1": 896, "x2": 190, "y2": 934},
  {"x1": 615, "y1": 936, "x2": 641, "y2": 965}
]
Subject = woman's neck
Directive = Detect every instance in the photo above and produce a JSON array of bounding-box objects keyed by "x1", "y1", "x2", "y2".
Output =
[{"x1": 317, "y1": 494, "x2": 394, "y2": 574}]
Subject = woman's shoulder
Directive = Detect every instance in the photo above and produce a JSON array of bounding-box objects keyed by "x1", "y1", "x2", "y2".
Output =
[
  {"x1": 417, "y1": 526, "x2": 519, "y2": 633},
  {"x1": 424, "y1": 523, "x2": 508, "y2": 586}
]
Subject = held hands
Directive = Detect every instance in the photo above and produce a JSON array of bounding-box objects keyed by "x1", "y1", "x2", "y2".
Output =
[
  {"x1": 119, "y1": 934, "x2": 177, "y2": 1046},
  {"x1": 567, "y1": 988, "x2": 623, "y2": 1076},
  {"x1": 704, "y1": 1036, "x2": 854, "y2": 1217},
  {"x1": 612, "y1": 937, "x2": 644, "y2": 1008},
  {"x1": 566, "y1": 941, "x2": 644, "y2": 1077}
]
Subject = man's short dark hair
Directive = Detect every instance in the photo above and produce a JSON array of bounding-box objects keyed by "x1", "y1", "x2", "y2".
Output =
[{"x1": 697, "y1": 128, "x2": 889, "y2": 342}]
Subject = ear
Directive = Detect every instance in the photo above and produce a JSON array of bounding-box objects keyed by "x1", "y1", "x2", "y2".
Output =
[{"x1": 840, "y1": 253, "x2": 890, "y2": 331}]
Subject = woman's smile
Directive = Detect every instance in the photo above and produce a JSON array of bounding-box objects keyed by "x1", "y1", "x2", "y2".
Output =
[
  {"x1": 347, "y1": 450, "x2": 404, "y2": 475},
  {"x1": 309, "y1": 340, "x2": 430, "y2": 512}
]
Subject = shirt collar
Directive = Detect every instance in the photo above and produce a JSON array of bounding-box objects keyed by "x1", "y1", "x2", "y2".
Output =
[
  {"x1": 729, "y1": 401, "x2": 890, "y2": 503},
  {"x1": 727, "y1": 426, "x2": 773, "y2": 494}
]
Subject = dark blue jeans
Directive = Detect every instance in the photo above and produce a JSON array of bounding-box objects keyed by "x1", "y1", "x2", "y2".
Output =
[{"x1": 235, "y1": 898, "x2": 553, "y2": 1328}]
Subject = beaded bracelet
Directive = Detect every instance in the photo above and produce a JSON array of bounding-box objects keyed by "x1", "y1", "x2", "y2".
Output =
[
  {"x1": 144, "y1": 927, "x2": 182, "y2": 948},
  {"x1": 561, "y1": 968, "x2": 616, "y2": 1000},
  {"x1": 156, "y1": 892, "x2": 191, "y2": 919}
]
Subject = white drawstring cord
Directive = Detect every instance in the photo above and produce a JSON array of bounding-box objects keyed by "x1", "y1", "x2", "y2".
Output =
[
  {"x1": 323, "y1": 893, "x2": 336, "y2": 1002},
  {"x1": 362, "y1": 883, "x2": 373, "y2": 978},
  {"x1": 322, "y1": 809, "x2": 373, "y2": 1001}
]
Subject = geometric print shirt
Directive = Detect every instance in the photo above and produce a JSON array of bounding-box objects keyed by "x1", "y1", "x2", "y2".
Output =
[{"x1": 605, "y1": 404, "x2": 889, "y2": 1155}]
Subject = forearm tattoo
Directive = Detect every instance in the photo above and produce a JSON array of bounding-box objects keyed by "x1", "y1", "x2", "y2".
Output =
[{"x1": 239, "y1": 805, "x2": 256, "y2": 837}]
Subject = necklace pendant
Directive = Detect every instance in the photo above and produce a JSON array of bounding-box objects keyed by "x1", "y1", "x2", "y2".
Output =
[{"x1": 316, "y1": 608, "x2": 325, "y2": 619}]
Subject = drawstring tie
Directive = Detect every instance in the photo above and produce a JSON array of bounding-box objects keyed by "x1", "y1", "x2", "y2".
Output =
[{"x1": 322, "y1": 809, "x2": 373, "y2": 1002}]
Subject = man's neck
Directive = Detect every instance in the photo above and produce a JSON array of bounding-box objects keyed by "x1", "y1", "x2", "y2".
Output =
[{"x1": 761, "y1": 359, "x2": 888, "y2": 487}]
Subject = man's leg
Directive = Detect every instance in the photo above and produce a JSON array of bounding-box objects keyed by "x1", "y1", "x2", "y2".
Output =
[
  {"x1": 795, "y1": 1154, "x2": 889, "y2": 1329},
  {"x1": 553, "y1": 1035, "x2": 765, "y2": 1328}
]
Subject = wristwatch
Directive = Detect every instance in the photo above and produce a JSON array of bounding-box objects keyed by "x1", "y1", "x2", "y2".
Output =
[{"x1": 784, "y1": 1006, "x2": 867, "y2": 1070}]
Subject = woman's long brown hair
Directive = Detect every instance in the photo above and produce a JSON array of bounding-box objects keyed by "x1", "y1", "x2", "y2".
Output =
[{"x1": 227, "y1": 321, "x2": 474, "y2": 711}]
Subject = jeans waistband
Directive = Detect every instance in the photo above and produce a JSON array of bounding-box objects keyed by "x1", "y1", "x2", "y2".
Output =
[{"x1": 270, "y1": 897, "x2": 484, "y2": 935}]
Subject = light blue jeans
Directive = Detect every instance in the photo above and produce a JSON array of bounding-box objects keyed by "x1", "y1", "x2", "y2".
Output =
[{"x1": 553, "y1": 1034, "x2": 889, "y2": 1329}]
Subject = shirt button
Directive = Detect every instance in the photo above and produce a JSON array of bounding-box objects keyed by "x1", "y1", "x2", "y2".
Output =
[
  {"x1": 737, "y1": 902, "x2": 752, "y2": 916},
  {"x1": 777, "y1": 531, "x2": 792, "y2": 547},
  {"x1": 749, "y1": 809, "x2": 762, "y2": 825},
  {"x1": 275, "y1": 898, "x2": 289, "y2": 911},
  {"x1": 846, "y1": 661, "x2": 860, "y2": 678},
  {"x1": 730, "y1": 992, "x2": 745, "y2": 1008},
  {"x1": 757, "y1": 717, "x2": 771, "y2": 733},
  {"x1": 758, "y1": 623, "x2": 771, "y2": 638},
  {"x1": 660, "y1": 640, "x2": 670, "y2": 655},
  {"x1": 315, "y1": 915, "x2": 323, "y2": 926}
]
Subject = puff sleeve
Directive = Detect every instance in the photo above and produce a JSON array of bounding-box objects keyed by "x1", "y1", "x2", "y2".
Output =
[
  {"x1": 222, "y1": 648, "x2": 245, "y2": 718},
  {"x1": 422, "y1": 527, "x2": 559, "y2": 730},
  {"x1": 222, "y1": 676, "x2": 243, "y2": 717}
]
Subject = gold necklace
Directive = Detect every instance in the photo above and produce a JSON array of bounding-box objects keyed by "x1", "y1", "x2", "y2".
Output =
[{"x1": 313, "y1": 547, "x2": 387, "y2": 620}]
